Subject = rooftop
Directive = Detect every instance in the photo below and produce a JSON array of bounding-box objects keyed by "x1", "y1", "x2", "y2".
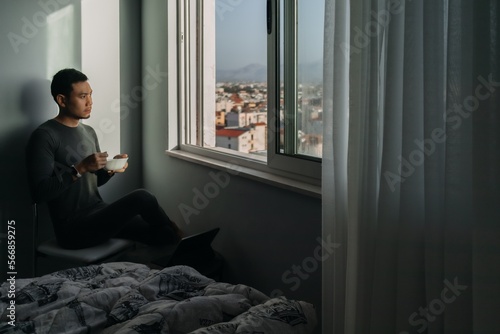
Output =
[{"x1": 216, "y1": 128, "x2": 249, "y2": 137}]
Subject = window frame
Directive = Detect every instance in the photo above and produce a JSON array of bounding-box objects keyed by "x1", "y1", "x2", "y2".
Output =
[
  {"x1": 169, "y1": 0, "x2": 321, "y2": 195},
  {"x1": 266, "y1": 0, "x2": 322, "y2": 179}
]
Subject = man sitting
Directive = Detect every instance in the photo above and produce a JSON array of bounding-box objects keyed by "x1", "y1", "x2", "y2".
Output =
[{"x1": 26, "y1": 68, "x2": 182, "y2": 254}]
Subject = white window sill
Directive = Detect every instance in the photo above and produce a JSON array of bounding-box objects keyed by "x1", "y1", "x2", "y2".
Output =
[{"x1": 166, "y1": 149, "x2": 321, "y2": 199}]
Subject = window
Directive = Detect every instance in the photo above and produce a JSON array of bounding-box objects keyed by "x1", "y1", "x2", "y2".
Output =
[
  {"x1": 279, "y1": 0, "x2": 324, "y2": 159},
  {"x1": 176, "y1": 0, "x2": 324, "y2": 185}
]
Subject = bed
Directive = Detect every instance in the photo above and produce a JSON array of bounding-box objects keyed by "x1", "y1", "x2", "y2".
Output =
[{"x1": 0, "y1": 262, "x2": 317, "y2": 333}]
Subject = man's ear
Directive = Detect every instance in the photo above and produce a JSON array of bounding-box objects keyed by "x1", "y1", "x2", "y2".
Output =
[{"x1": 56, "y1": 94, "x2": 66, "y2": 108}]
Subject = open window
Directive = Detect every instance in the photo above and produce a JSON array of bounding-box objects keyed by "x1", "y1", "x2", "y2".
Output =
[{"x1": 176, "y1": 0, "x2": 324, "y2": 186}]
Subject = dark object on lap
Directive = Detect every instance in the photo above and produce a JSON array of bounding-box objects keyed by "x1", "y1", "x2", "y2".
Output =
[{"x1": 152, "y1": 228, "x2": 223, "y2": 280}]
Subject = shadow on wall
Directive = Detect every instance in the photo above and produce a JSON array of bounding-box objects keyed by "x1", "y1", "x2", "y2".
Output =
[{"x1": 0, "y1": 78, "x2": 56, "y2": 279}]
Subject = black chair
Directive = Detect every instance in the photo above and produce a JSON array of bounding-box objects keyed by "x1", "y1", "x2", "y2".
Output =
[{"x1": 32, "y1": 203, "x2": 135, "y2": 276}]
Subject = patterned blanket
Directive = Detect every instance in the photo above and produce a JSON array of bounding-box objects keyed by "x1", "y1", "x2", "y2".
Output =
[{"x1": 0, "y1": 262, "x2": 317, "y2": 333}]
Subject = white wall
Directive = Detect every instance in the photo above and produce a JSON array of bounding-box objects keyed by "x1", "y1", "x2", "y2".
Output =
[
  {"x1": 0, "y1": 0, "x2": 82, "y2": 279},
  {"x1": 0, "y1": 0, "x2": 138, "y2": 279},
  {"x1": 81, "y1": 0, "x2": 121, "y2": 156}
]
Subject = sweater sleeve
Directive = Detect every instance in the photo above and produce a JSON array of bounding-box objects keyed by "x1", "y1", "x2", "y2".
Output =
[
  {"x1": 25, "y1": 128, "x2": 75, "y2": 203},
  {"x1": 96, "y1": 169, "x2": 113, "y2": 186},
  {"x1": 86, "y1": 124, "x2": 114, "y2": 187}
]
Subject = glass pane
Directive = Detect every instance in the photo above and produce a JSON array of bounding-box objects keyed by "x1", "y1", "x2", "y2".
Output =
[
  {"x1": 296, "y1": 0, "x2": 324, "y2": 158},
  {"x1": 279, "y1": 0, "x2": 324, "y2": 159},
  {"x1": 214, "y1": 0, "x2": 268, "y2": 157}
]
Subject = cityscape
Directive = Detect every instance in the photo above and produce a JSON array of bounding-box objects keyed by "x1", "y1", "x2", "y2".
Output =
[
  {"x1": 213, "y1": 0, "x2": 324, "y2": 158},
  {"x1": 213, "y1": 79, "x2": 323, "y2": 158}
]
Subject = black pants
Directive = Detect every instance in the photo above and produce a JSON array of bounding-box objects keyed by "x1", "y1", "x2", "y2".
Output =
[{"x1": 57, "y1": 189, "x2": 181, "y2": 249}]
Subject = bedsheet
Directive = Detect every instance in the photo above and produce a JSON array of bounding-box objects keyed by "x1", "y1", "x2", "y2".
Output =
[{"x1": 0, "y1": 262, "x2": 317, "y2": 333}]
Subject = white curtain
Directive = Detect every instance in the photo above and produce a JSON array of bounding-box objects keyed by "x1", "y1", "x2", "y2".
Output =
[{"x1": 322, "y1": 0, "x2": 500, "y2": 333}]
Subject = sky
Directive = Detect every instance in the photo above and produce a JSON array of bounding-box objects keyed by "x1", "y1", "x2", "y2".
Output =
[{"x1": 215, "y1": 0, "x2": 325, "y2": 70}]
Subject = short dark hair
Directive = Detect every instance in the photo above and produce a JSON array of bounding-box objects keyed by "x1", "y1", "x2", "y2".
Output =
[{"x1": 50, "y1": 68, "x2": 88, "y2": 101}]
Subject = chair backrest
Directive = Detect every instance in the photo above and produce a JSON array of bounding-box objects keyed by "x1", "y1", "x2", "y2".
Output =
[
  {"x1": 32, "y1": 203, "x2": 58, "y2": 276},
  {"x1": 32, "y1": 203, "x2": 54, "y2": 244},
  {"x1": 32, "y1": 203, "x2": 41, "y2": 276}
]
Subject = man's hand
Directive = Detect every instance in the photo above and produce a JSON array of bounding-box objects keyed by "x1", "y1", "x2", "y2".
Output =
[
  {"x1": 76, "y1": 152, "x2": 109, "y2": 174},
  {"x1": 109, "y1": 153, "x2": 129, "y2": 174}
]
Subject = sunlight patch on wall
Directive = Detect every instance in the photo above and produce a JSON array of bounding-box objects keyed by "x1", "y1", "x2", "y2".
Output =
[
  {"x1": 46, "y1": 4, "x2": 76, "y2": 79},
  {"x1": 81, "y1": 0, "x2": 121, "y2": 156}
]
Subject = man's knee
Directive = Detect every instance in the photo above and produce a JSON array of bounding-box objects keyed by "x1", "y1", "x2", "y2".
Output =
[{"x1": 131, "y1": 189, "x2": 158, "y2": 205}]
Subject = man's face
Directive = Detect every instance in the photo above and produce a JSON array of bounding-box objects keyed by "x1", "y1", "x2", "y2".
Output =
[{"x1": 61, "y1": 81, "x2": 93, "y2": 119}]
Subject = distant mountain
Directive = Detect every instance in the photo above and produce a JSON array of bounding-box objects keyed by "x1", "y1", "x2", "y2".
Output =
[
  {"x1": 217, "y1": 63, "x2": 267, "y2": 83},
  {"x1": 297, "y1": 60, "x2": 323, "y2": 83},
  {"x1": 216, "y1": 61, "x2": 323, "y2": 83}
]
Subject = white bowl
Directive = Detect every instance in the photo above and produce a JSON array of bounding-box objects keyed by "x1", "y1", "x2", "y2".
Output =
[{"x1": 106, "y1": 158, "x2": 128, "y2": 170}]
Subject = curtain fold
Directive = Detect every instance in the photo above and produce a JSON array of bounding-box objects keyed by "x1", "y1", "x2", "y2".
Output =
[
  {"x1": 321, "y1": 0, "x2": 349, "y2": 332},
  {"x1": 322, "y1": 0, "x2": 500, "y2": 333}
]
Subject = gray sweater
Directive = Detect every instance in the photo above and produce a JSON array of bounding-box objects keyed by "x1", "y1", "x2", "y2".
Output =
[{"x1": 26, "y1": 119, "x2": 112, "y2": 228}]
